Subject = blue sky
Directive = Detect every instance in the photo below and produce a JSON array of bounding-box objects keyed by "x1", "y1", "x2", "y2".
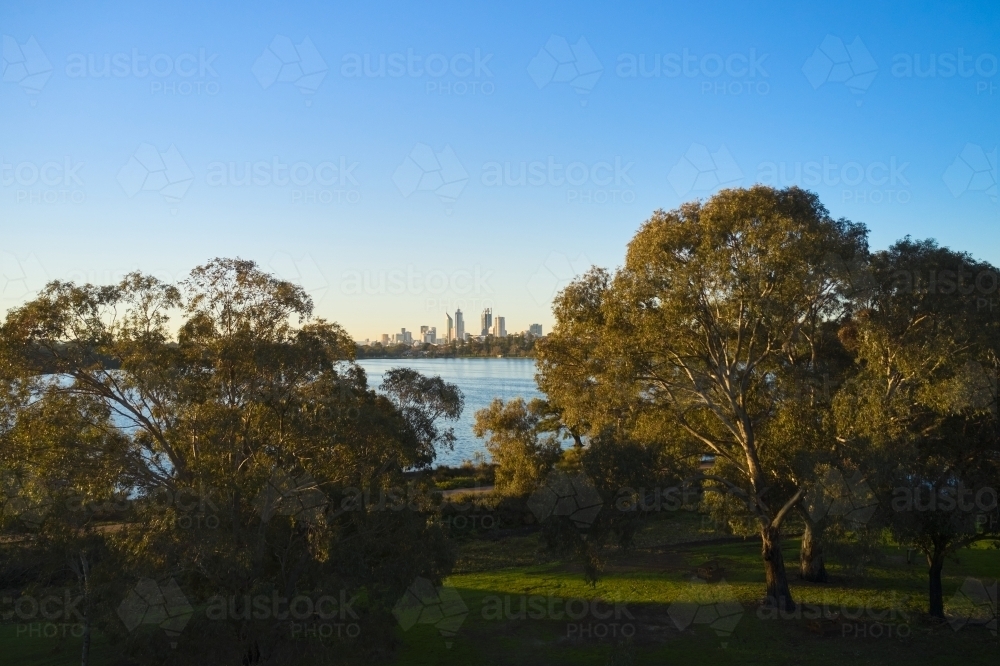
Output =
[{"x1": 1, "y1": 0, "x2": 998, "y2": 339}]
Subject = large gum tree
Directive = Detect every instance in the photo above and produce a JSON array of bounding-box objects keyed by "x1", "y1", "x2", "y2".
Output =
[
  {"x1": 0, "y1": 258, "x2": 461, "y2": 664},
  {"x1": 833, "y1": 239, "x2": 1000, "y2": 617},
  {"x1": 541, "y1": 186, "x2": 866, "y2": 610}
]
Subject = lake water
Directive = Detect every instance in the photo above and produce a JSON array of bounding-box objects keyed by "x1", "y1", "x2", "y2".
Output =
[{"x1": 356, "y1": 358, "x2": 543, "y2": 467}]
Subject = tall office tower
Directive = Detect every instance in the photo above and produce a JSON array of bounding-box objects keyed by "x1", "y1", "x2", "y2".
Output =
[
  {"x1": 423, "y1": 327, "x2": 436, "y2": 344},
  {"x1": 445, "y1": 313, "x2": 454, "y2": 341},
  {"x1": 528, "y1": 323, "x2": 543, "y2": 336},
  {"x1": 420, "y1": 325, "x2": 429, "y2": 337},
  {"x1": 491, "y1": 316, "x2": 506, "y2": 338},
  {"x1": 480, "y1": 308, "x2": 492, "y2": 336},
  {"x1": 381, "y1": 334, "x2": 389, "y2": 345},
  {"x1": 455, "y1": 309, "x2": 465, "y2": 341}
]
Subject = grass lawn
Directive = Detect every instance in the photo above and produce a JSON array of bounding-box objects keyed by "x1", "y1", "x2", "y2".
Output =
[{"x1": 3, "y1": 513, "x2": 997, "y2": 664}]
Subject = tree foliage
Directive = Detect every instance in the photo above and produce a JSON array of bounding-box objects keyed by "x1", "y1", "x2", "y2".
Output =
[{"x1": 0, "y1": 258, "x2": 463, "y2": 664}]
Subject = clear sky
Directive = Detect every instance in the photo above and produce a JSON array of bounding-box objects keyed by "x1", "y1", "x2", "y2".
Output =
[{"x1": 2, "y1": 0, "x2": 998, "y2": 340}]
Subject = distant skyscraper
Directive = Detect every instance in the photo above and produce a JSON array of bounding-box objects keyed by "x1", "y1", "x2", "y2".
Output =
[
  {"x1": 455, "y1": 309, "x2": 465, "y2": 341},
  {"x1": 480, "y1": 308, "x2": 492, "y2": 336},
  {"x1": 445, "y1": 313, "x2": 453, "y2": 341},
  {"x1": 423, "y1": 326, "x2": 436, "y2": 344},
  {"x1": 529, "y1": 323, "x2": 543, "y2": 337},
  {"x1": 381, "y1": 333, "x2": 389, "y2": 345},
  {"x1": 492, "y1": 316, "x2": 506, "y2": 338}
]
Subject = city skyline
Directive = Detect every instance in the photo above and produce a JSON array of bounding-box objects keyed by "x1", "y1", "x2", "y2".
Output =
[{"x1": 367, "y1": 306, "x2": 538, "y2": 345}]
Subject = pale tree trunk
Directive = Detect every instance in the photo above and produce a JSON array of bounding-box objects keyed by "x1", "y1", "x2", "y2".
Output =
[{"x1": 797, "y1": 508, "x2": 828, "y2": 582}]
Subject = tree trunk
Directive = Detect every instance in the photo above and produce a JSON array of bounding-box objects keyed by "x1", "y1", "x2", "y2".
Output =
[
  {"x1": 78, "y1": 552, "x2": 91, "y2": 666},
  {"x1": 81, "y1": 608, "x2": 91, "y2": 666},
  {"x1": 798, "y1": 515, "x2": 828, "y2": 582},
  {"x1": 762, "y1": 525, "x2": 796, "y2": 611},
  {"x1": 927, "y1": 546, "x2": 946, "y2": 619}
]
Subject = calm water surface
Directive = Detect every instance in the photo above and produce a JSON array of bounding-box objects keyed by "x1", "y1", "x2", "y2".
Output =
[{"x1": 356, "y1": 358, "x2": 543, "y2": 467}]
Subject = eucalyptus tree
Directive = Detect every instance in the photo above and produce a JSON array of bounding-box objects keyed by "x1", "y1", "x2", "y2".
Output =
[
  {"x1": 535, "y1": 267, "x2": 615, "y2": 439},
  {"x1": 472, "y1": 397, "x2": 562, "y2": 496},
  {"x1": 833, "y1": 238, "x2": 1000, "y2": 617},
  {"x1": 540, "y1": 187, "x2": 867, "y2": 609},
  {"x1": 0, "y1": 258, "x2": 462, "y2": 664},
  {"x1": 0, "y1": 336, "x2": 131, "y2": 666}
]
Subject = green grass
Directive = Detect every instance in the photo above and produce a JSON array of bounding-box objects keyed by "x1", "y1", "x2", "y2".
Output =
[
  {"x1": 3, "y1": 514, "x2": 996, "y2": 664},
  {"x1": 394, "y1": 514, "x2": 998, "y2": 665},
  {"x1": 0, "y1": 625, "x2": 115, "y2": 666},
  {"x1": 435, "y1": 476, "x2": 481, "y2": 491}
]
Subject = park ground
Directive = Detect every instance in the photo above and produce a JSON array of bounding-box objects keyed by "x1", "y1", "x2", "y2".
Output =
[{"x1": 2, "y1": 508, "x2": 997, "y2": 665}]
